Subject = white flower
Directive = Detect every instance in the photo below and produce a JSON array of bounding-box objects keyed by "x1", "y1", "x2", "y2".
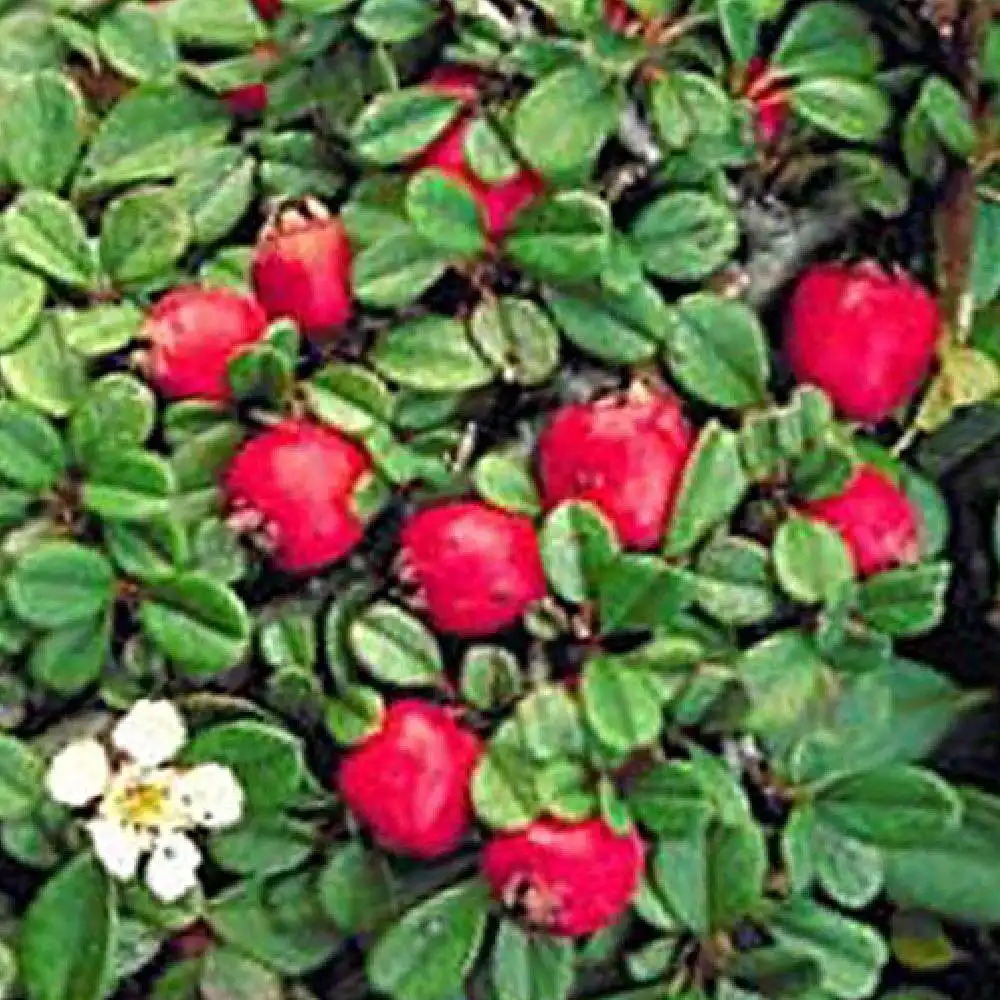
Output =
[
  {"x1": 176, "y1": 764, "x2": 244, "y2": 829},
  {"x1": 44, "y1": 699, "x2": 244, "y2": 904},
  {"x1": 45, "y1": 738, "x2": 110, "y2": 808},
  {"x1": 112, "y1": 699, "x2": 187, "y2": 768},
  {"x1": 145, "y1": 832, "x2": 201, "y2": 904}
]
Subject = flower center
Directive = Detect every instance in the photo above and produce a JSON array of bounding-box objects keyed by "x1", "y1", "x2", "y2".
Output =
[{"x1": 107, "y1": 772, "x2": 180, "y2": 830}]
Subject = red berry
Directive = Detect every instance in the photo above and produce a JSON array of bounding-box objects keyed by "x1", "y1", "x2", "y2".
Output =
[
  {"x1": 802, "y1": 465, "x2": 921, "y2": 577},
  {"x1": 252, "y1": 209, "x2": 353, "y2": 339},
  {"x1": 253, "y1": 0, "x2": 282, "y2": 20},
  {"x1": 225, "y1": 420, "x2": 371, "y2": 573},
  {"x1": 482, "y1": 818, "x2": 645, "y2": 937},
  {"x1": 144, "y1": 286, "x2": 268, "y2": 402},
  {"x1": 226, "y1": 82, "x2": 269, "y2": 117},
  {"x1": 745, "y1": 57, "x2": 788, "y2": 144},
  {"x1": 538, "y1": 386, "x2": 693, "y2": 550},
  {"x1": 400, "y1": 502, "x2": 547, "y2": 637},
  {"x1": 339, "y1": 701, "x2": 482, "y2": 859},
  {"x1": 419, "y1": 72, "x2": 543, "y2": 239},
  {"x1": 603, "y1": 0, "x2": 633, "y2": 31},
  {"x1": 786, "y1": 262, "x2": 940, "y2": 423}
]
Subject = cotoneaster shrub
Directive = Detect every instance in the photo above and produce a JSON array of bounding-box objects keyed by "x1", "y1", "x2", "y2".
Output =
[{"x1": 0, "y1": 2, "x2": 992, "y2": 1000}]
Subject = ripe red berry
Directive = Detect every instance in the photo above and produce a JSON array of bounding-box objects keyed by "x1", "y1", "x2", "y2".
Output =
[
  {"x1": 482, "y1": 818, "x2": 645, "y2": 937},
  {"x1": 144, "y1": 286, "x2": 268, "y2": 402},
  {"x1": 419, "y1": 71, "x2": 544, "y2": 239},
  {"x1": 802, "y1": 465, "x2": 921, "y2": 577},
  {"x1": 400, "y1": 502, "x2": 548, "y2": 637},
  {"x1": 252, "y1": 206, "x2": 353, "y2": 339},
  {"x1": 786, "y1": 262, "x2": 940, "y2": 423},
  {"x1": 339, "y1": 701, "x2": 482, "y2": 859},
  {"x1": 225, "y1": 420, "x2": 371, "y2": 573},
  {"x1": 603, "y1": 0, "x2": 633, "y2": 32},
  {"x1": 745, "y1": 58, "x2": 788, "y2": 144},
  {"x1": 253, "y1": 0, "x2": 282, "y2": 20},
  {"x1": 538, "y1": 386, "x2": 693, "y2": 550},
  {"x1": 226, "y1": 82, "x2": 269, "y2": 117}
]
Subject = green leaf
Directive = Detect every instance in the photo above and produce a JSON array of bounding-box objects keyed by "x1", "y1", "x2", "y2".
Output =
[
  {"x1": 0, "y1": 264, "x2": 45, "y2": 353},
  {"x1": 368, "y1": 881, "x2": 490, "y2": 1000},
  {"x1": 505, "y1": 191, "x2": 611, "y2": 282},
  {"x1": 514, "y1": 64, "x2": 621, "y2": 181},
  {"x1": 695, "y1": 537, "x2": 777, "y2": 626},
  {"x1": 916, "y1": 76, "x2": 976, "y2": 158},
  {"x1": 627, "y1": 760, "x2": 713, "y2": 838},
  {"x1": 355, "y1": 0, "x2": 439, "y2": 42},
  {"x1": 351, "y1": 88, "x2": 462, "y2": 165},
  {"x1": 665, "y1": 422, "x2": 747, "y2": 556},
  {"x1": 855, "y1": 562, "x2": 950, "y2": 637},
  {"x1": 815, "y1": 766, "x2": 962, "y2": 848},
  {"x1": 97, "y1": 3, "x2": 179, "y2": 82},
  {"x1": 0, "y1": 734, "x2": 43, "y2": 820},
  {"x1": 305, "y1": 363, "x2": 393, "y2": 437},
  {"x1": 318, "y1": 841, "x2": 395, "y2": 933},
  {"x1": 540, "y1": 500, "x2": 620, "y2": 603},
  {"x1": 8, "y1": 543, "x2": 114, "y2": 628},
  {"x1": 100, "y1": 188, "x2": 192, "y2": 287},
  {"x1": 79, "y1": 81, "x2": 229, "y2": 190},
  {"x1": 348, "y1": 600, "x2": 444, "y2": 687},
  {"x1": 208, "y1": 877, "x2": 339, "y2": 976},
  {"x1": 791, "y1": 78, "x2": 890, "y2": 142},
  {"x1": 0, "y1": 400, "x2": 65, "y2": 491},
  {"x1": 665, "y1": 294, "x2": 770, "y2": 408},
  {"x1": 1, "y1": 317, "x2": 87, "y2": 418},
  {"x1": 653, "y1": 820, "x2": 766, "y2": 934},
  {"x1": 140, "y1": 573, "x2": 250, "y2": 677},
  {"x1": 544, "y1": 279, "x2": 670, "y2": 364},
  {"x1": 469, "y1": 296, "x2": 560, "y2": 386},
  {"x1": 463, "y1": 118, "x2": 521, "y2": 184},
  {"x1": 30, "y1": 616, "x2": 109, "y2": 696},
  {"x1": 472, "y1": 448, "x2": 542, "y2": 516},
  {"x1": 461, "y1": 645, "x2": 523, "y2": 711},
  {"x1": 54, "y1": 303, "x2": 143, "y2": 358},
  {"x1": 20, "y1": 854, "x2": 116, "y2": 1000},
  {"x1": 883, "y1": 787, "x2": 1000, "y2": 924},
  {"x1": 82, "y1": 450, "x2": 174, "y2": 523},
  {"x1": 164, "y1": 0, "x2": 267, "y2": 46},
  {"x1": 812, "y1": 823, "x2": 883, "y2": 909},
  {"x1": 472, "y1": 730, "x2": 540, "y2": 829},
  {"x1": 492, "y1": 921, "x2": 574, "y2": 1000},
  {"x1": 200, "y1": 948, "x2": 280, "y2": 1000},
  {"x1": 174, "y1": 149, "x2": 255, "y2": 247},
  {"x1": 353, "y1": 230, "x2": 449, "y2": 308},
  {"x1": 4, "y1": 71, "x2": 82, "y2": 192},
  {"x1": 739, "y1": 630, "x2": 825, "y2": 736},
  {"x1": 767, "y1": 899, "x2": 888, "y2": 1000},
  {"x1": 372, "y1": 315, "x2": 494, "y2": 392},
  {"x1": 583, "y1": 655, "x2": 662, "y2": 754},
  {"x1": 773, "y1": 518, "x2": 854, "y2": 604},
  {"x1": 598, "y1": 555, "x2": 695, "y2": 633},
  {"x1": 718, "y1": 0, "x2": 758, "y2": 63},
  {"x1": 70, "y1": 374, "x2": 156, "y2": 468},
  {"x1": 325, "y1": 684, "x2": 385, "y2": 746},
  {"x1": 630, "y1": 192, "x2": 739, "y2": 282},
  {"x1": 772, "y1": 2, "x2": 879, "y2": 79},
  {"x1": 406, "y1": 169, "x2": 485, "y2": 257},
  {"x1": 4, "y1": 191, "x2": 98, "y2": 290},
  {"x1": 185, "y1": 720, "x2": 305, "y2": 813}
]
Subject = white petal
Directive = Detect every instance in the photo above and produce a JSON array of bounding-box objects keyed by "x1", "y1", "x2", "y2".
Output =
[
  {"x1": 176, "y1": 764, "x2": 244, "y2": 829},
  {"x1": 87, "y1": 818, "x2": 145, "y2": 881},
  {"x1": 145, "y1": 832, "x2": 201, "y2": 904},
  {"x1": 113, "y1": 700, "x2": 187, "y2": 768},
  {"x1": 45, "y1": 739, "x2": 110, "y2": 808}
]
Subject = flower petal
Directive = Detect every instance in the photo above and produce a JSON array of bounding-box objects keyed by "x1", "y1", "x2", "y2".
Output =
[
  {"x1": 113, "y1": 700, "x2": 187, "y2": 768},
  {"x1": 145, "y1": 832, "x2": 201, "y2": 904},
  {"x1": 176, "y1": 764, "x2": 244, "y2": 829},
  {"x1": 45, "y1": 739, "x2": 110, "y2": 808},
  {"x1": 87, "y1": 818, "x2": 145, "y2": 881}
]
